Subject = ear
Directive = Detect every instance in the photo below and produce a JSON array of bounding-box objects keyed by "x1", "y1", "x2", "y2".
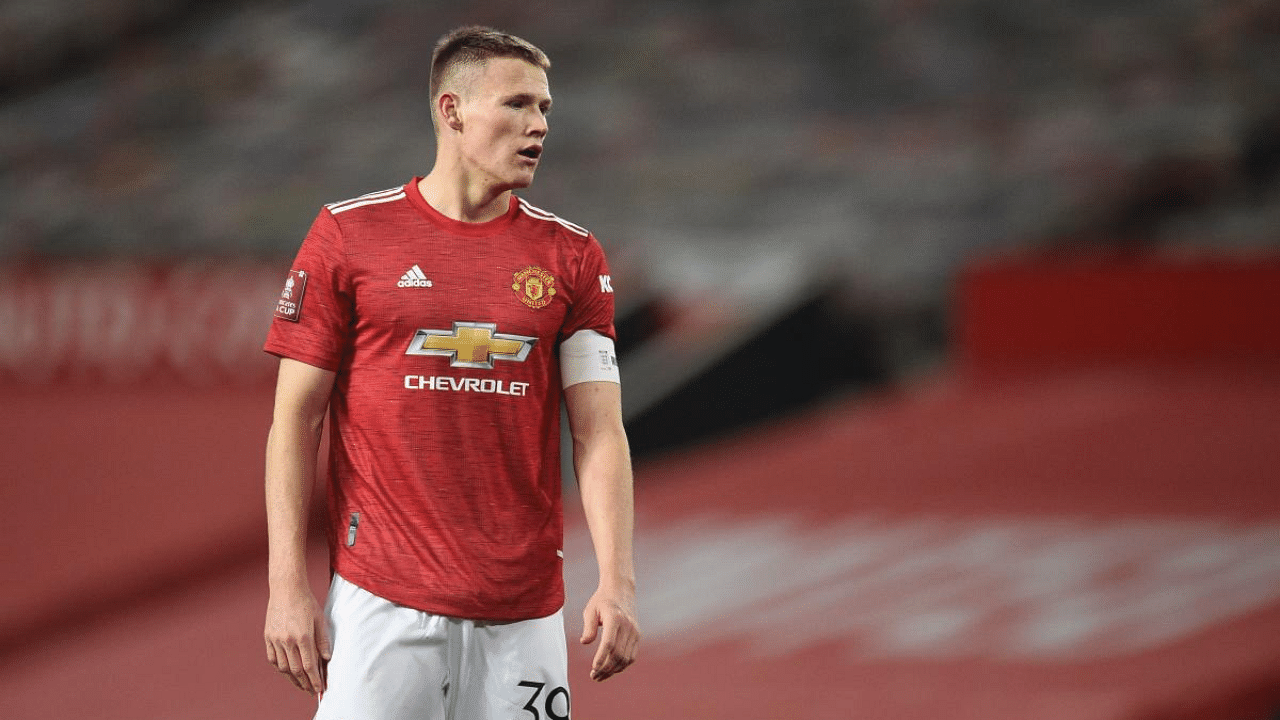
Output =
[{"x1": 438, "y1": 93, "x2": 464, "y2": 132}]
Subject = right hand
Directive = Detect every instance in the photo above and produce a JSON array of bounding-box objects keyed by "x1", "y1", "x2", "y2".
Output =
[{"x1": 264, "y1": 585, "x2": 332, "y2": 696}]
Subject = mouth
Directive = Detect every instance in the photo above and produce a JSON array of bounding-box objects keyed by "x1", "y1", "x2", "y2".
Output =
[{"x1": 517, "y1": 145, "x2": 543, "y2": 161}]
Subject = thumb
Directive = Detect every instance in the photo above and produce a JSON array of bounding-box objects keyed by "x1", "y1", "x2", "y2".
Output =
[
  {"x1": 581, "y1": 606, "x2": 599, "y2": 645},
  {"x1": 316, "y1": 615, "x2": 333, "y2": 660}
]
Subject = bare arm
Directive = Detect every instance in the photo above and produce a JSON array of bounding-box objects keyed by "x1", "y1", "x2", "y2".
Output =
[
  {"x1": 263, "y1": 357, "x2": 336, "y2": 697},
  {"x1": 565, "y1": 380, "x2": 639, "y2": 681}
]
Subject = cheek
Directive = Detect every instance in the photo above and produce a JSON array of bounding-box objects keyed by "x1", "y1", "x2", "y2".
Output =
[
  {"x1": 470, "y1": 124, "x2": 508, "y2": 150},
  {"x1": 465, "y1": 133, "x2": 504, "y2": 163}
]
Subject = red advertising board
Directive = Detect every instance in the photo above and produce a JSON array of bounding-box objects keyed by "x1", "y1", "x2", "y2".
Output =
[{"x1": 0, "y1": 262, "x2": 285, "y2": 386}]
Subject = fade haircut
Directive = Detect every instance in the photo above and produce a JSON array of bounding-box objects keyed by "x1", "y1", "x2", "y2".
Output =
[{"x1": 429, "y1": 26, "x2": 551, "y2": 130}]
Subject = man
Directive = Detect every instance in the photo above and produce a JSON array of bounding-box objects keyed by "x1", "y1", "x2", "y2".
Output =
[{"x1": 262, "y1": 26, "x2": 639, "y2": 719}]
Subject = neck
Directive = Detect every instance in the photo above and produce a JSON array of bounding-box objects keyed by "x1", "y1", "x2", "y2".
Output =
[{"x1": 417, "y1": 163, "x2": 513, "y2": 224}]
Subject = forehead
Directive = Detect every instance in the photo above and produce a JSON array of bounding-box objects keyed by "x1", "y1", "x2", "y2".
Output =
[{"x1": 469, "y1": 57, "x2": 550, "y2": 99}]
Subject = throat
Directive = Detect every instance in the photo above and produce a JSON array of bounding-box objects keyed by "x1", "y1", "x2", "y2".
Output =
[{"x1": 417, "y1": 176, "x2": 512, "y2": 223}]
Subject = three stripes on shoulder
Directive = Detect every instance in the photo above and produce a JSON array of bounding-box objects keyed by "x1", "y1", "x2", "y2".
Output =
[{"x1": 325, "y1": 187, "x2": 590, "y2": 238}]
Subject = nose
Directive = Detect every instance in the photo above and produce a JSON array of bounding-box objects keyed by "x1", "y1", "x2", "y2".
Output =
[{"x1": 529, "y1": 111, "x2": 547, "y2": 138}]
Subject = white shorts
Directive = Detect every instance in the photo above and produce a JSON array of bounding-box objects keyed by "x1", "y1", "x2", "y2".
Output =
[{"x1": 315, "y1": 574, "x2": 571, "y2": 720}]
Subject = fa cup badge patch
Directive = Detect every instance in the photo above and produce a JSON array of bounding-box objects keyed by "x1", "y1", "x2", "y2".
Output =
[
  {"x1": 512, "y1": 266, "x2": 556, "y2": 309},
  {"x1": 275, "y1": 269, "x2": 307, "y2": 322}
]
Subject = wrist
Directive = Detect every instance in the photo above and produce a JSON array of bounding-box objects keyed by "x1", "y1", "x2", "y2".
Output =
[
  {"x1": 268, "y1": 563, "x2": 311, "y2": 595},
  {"x1": 597, "y1": 573, "x2": 636, "y2": 594}
]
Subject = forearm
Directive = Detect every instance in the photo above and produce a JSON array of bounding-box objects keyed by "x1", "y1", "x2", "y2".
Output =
[
  {"x1": 265, "y1": 411, "x2": 324, "y2": 592},
  {"x1": 575, "y1": 426, "x2": 636, "y2": 589},
  {"x1": 564, "y1": 369, "x2": 641, "y2": 679}
]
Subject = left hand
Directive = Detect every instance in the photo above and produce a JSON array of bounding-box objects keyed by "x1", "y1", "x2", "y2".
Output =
[{"x1": 580, "y1": 584, "x2": 640, "y2": 681}]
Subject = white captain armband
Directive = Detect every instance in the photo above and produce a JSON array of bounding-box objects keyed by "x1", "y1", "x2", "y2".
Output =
[{"x1": 560, "y1": 329, "x2": 620, "y2": 388}]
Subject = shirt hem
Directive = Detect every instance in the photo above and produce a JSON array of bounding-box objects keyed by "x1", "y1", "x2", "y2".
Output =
[{"x1": 331, "y1": 560, "x2": 565, "y2": 622}]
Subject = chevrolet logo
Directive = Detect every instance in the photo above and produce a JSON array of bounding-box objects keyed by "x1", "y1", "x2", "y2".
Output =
[{"x1": 405, "y1": 322, "x2": 537, "y2": 369}]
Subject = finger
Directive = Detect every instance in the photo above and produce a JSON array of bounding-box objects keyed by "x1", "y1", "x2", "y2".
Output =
[
  {"x1": 284, "y1": 641, "x2": 317, "y2": 695},
  {"x1": 268, "y1": 639, "x2": 308, "y2": 691},
  {"x1": 620, "y1": 622, "x2": 640, "y2": 663},
  {"x1": 607, "y1": 634, "x2": 632, "y2": 676},
  {"x1": 314, "y1": 615, "x2": 332, "y2": 693},
  {"x1": 286, "y1": 671, "x2": 306, "y2": 692},
  {"x1": 590, "y1": 620, "x2": 619, "y2": 680},
  {"x1": 270, "y1": 640, "x2": 296, "y2": 674},
  {"x1": 590, "y1": 646, "x2": 610, "y2": 680},
  {"x1": 624, "y1": 628, "x2": 640, "y2": 666},
  {"x1": 614, "y1": 637, "x2": 637, "y2": 675},
  {"x1": 600, "y1": 647, "x2": 627, "y2": 680},
  {"x1": 298, "y1": 638, "x2": 326, "y2": 696},
  {"x1": 272, "y1": 646, "x2": 305, "y2": 691},
  {"x1": 591, "y1": 627, "x2": 613, "y2": 669},
  {"x1": 598, "y1": 622, "x2": 639, "y2": 681},
  {"x1": 317, "y1": 616, "x2": 334, "y2": 661}
]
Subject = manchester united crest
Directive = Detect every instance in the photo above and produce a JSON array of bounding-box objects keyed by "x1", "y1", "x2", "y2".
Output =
[{"x1": 512, "y1": 266, "x2": 557, "y2": 309}]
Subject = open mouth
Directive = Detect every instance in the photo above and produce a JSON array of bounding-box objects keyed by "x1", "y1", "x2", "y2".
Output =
[{"x1": 518, "y1": 146, "x2": 543, "y2": 160}]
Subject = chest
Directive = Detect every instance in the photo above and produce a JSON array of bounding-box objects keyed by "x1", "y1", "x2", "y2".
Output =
[{"x1": 348, "y1": 233, "x2": 573, "y2": 345}]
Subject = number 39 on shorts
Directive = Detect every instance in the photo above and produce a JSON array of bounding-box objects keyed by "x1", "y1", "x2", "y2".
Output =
[{"x1": 518, "y1": 680, "x2": 570, "y2": 720}]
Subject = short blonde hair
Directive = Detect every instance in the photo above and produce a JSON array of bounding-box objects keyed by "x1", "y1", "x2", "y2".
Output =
[{"x1": 430, "y1": 26, "x2": 550, "y2": 109}]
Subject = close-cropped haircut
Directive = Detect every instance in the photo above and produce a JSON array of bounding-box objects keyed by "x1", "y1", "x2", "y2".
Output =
[{"x1": 429, "y1": 26, "x2": 551, "y2": 106}]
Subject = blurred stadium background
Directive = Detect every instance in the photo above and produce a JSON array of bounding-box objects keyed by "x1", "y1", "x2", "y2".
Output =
[{"x1": 2, "y1": 0, "x2": 1280, "y2": 718}]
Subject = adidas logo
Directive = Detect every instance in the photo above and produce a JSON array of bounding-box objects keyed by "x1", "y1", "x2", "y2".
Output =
[{"x1": 398, "y1": 265, "x2": 433, "y2": 288}]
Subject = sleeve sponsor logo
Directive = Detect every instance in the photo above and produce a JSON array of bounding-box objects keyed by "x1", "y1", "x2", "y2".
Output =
[{"x1": 274, "y1": 270, "x2": 307, "y2": 322}]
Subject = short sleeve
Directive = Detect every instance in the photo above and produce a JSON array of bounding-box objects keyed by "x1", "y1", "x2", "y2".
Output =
[
  {"x1": 263, "y1": 209, "x2": 354, "y2": 370},
  {"x1": 559, "y1": 234, "x2": 616, "y2": 343}
]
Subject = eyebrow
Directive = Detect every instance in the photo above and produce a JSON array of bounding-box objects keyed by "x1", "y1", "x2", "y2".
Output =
[{"x1": 506, "y1": 92, "x2": 553, "y2": 108}]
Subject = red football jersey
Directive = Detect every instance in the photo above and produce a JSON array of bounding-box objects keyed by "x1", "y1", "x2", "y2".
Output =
[{"x1": 264, "y1": 179, "x2": 616, "y2": 620}]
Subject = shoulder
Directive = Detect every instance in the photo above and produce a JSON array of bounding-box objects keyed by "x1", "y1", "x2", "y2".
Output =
[
  {"x1": 301, "y1": 185, "x2": 412, "y2": 264},
  {"x1": 311, "y1": 185, "x2": 415, "y2": 255},
  {"x1": 513, "y1": 197, "x2": 593, "y2": 242},
  {"x1": 323, "y1": 185, "x2": 411, "y2": 220}
]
